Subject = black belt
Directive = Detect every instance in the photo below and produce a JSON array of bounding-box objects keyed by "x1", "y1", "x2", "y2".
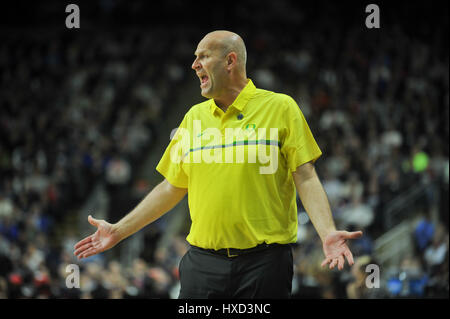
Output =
[{"x1": 192, "y1": 243, "x2": 284, "y2": 258}]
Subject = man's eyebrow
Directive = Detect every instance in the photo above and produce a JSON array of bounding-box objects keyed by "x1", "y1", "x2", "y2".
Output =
[{"x1": 194, "y1": 49, "x2": 210, "y2": 56}]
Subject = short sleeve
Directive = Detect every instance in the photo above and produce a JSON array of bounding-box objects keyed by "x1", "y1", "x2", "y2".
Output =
[
  {"x1": 156, "y1": 115, "x2": 189, "y2": 188},
  {"x1": 280, "y1": 96, "x2": 322, "y2": 172}
]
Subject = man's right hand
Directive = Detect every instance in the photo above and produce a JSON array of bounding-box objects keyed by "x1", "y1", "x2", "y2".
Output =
[{"x1": 74, "y1": 215, "x2": 121, "y2": 260}]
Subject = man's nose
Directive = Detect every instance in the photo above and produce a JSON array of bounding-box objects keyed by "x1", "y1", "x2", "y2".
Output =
[{"x1": 192, "y1": 58, "x2": 200, "y2": 70}]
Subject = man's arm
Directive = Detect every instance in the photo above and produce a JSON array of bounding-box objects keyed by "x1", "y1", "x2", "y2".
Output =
[
  {"x1": 292, "y1": 162, "x2": 362, "y2": 270},
  {"x1": 292, "y1": 162, "x2": 335, "y2": 241},
  {"x1": 74, "y1": 179, "x2": 187, "y2": 259}
]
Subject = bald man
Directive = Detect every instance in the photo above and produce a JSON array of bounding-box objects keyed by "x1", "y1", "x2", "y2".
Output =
[{"x1": 74, "y1": 30, "x2": 362, "y2": 299}]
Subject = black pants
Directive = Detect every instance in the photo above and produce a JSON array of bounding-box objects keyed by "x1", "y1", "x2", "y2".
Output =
[{"x1": 178, "y1": 244, "x2": 293, "y2": 299}]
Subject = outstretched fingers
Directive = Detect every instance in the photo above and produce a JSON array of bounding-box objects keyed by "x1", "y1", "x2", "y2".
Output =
[
  {"x1": 74, "y1": 242, "x2": 93, "y2": 257},
  {"x1": 329, "y1": 258, "x2": 338, "y2": 269},
  {"x1": 337, "y1": 255, "x2": 345, "y2": 270},
  {"x1": 74, "y1": 235, "x2": 93, "y2": 250},
  {"x1": 321, "y1": 257, "x2": 332, "y2": 268},
  {"x1": 344, "y1": 249, "x2": 355, "y2": 266},
  {"x1": 77, "y1": 246, "x2": 99, "y2": 259},
  {"x1": 322, "y1": 250, "x2": 356, "y2": 270}
]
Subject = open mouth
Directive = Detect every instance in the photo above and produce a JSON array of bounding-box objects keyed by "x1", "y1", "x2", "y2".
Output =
[{"x1": 200, "y1": 75, "x2": 209, "y2": 86}]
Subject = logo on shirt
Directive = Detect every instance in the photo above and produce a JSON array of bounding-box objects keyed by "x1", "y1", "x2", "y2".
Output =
[{"x1": 170, "y1": 120, "x2": 279, "y2": 174}]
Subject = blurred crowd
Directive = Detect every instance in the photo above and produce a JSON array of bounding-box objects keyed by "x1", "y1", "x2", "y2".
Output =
[
  {"x1": 0, "y1": 1, "x2": 448, "y2": 298},
  {"x1": 0, "y1": 26, "x2": 191, "y2": 298}
]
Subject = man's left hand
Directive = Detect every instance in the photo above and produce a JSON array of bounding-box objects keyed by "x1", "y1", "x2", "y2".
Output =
[{"x1": 321, "y1": 230, "x2": 363, "y2": 270}]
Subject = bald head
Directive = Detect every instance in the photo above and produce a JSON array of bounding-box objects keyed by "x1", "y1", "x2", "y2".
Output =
[
  {"x1": 192, "y1": 30, "x2": 249, "y2": 103},
  {"x1": 200, "y1": 30, "x2": 247, "y2": 72}
]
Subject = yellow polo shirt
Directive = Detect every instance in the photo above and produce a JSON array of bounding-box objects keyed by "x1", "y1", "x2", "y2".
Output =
[{"x1": 156, "y1": 79, "x2": 322, "y2": 250}]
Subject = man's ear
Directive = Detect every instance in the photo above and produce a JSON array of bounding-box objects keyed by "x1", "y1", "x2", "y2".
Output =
[{"x1": 226, "y1": 52, "x2": 237, "y2": 70}]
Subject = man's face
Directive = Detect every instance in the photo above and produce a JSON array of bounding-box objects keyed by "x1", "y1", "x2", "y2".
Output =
[{"x1": 191, "y1": 37, "x2": 227, "y2": 98}]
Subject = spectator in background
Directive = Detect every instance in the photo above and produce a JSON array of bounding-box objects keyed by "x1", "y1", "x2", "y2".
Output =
[
  {"x1": 105, "y1": 153, "x2": 132, "y2": 223},
  {"x1": 424, "y1": 223, "x2": 448, "y2": 274},
  {"x1": 424, "y1": 233, "x2": 449, "y2": 298},
  {"x1": 414, "y1": 213, "x2": 435, "y2": 269}
]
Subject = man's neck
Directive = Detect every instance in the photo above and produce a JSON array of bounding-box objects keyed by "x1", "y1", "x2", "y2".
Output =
[{"x1": 214, "y1": 78, "x2": 248, "y2": 112}]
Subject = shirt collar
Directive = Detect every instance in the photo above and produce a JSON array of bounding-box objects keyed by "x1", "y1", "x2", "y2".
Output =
[{"x1": 210, "y1": 79, "x2": 256, "y2": 114}]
